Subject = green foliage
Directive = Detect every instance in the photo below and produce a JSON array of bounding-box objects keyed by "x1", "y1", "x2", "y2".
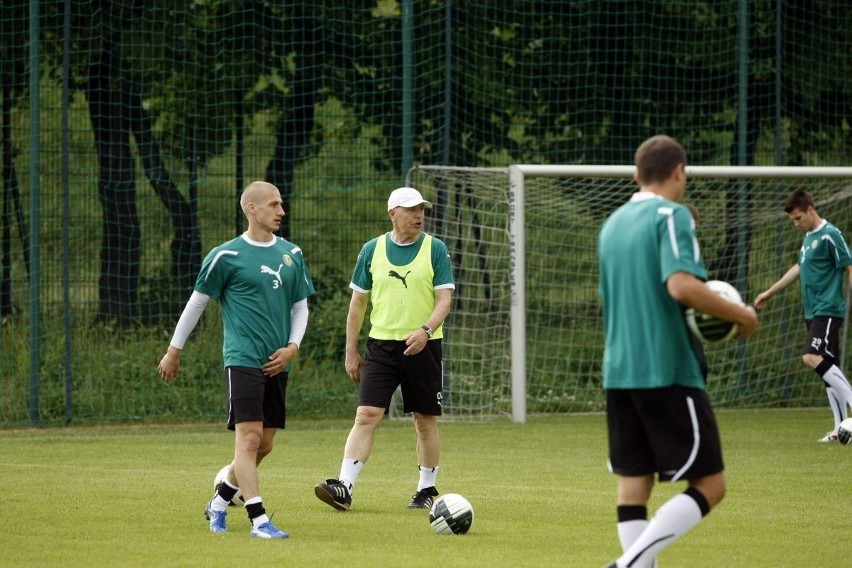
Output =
[
  {"x1": 0, "y1": 411, "x2": 848, "y2": 567},
  {"x1": 5, "y1": 2, "x2": 852, "y2": 423}
]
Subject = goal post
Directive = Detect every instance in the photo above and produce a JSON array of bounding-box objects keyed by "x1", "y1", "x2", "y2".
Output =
[{"x1": 408, "y1": 164, "x2": 852, "y2": 423}]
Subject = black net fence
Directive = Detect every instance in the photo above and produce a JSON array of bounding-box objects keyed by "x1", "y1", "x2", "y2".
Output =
[{"x1": 1, "y1": 1, "x2": 850, "y2": 426}]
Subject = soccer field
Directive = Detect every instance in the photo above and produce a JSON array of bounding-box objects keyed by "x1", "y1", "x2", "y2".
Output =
[{"x1": 1, "y1": 410, "x2": 848, "y2": 567}]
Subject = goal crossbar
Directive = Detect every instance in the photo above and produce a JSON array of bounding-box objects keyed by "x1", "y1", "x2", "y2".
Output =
[{"x1": 513, "y1": 165, "x2": 852, "y2": 179}]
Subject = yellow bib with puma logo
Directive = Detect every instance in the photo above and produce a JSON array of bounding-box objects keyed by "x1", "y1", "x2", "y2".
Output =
[{"x1": 368, "y1": 234, "x2": 440, "y2": 340}]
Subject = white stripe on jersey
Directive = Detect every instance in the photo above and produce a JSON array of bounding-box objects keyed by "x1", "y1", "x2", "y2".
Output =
[
  {"x1": 822, "y1": 234, "x2": 843, "y2": 262},
  {"x1": 204, "y1": 250, "x2": 239, "y2": 282},
  {"x1": 689, "y1": 215, "x2": 701, "y2": 263},
  {"x1": 658, "y1": 206, "x2": 679, "y2": 259}
]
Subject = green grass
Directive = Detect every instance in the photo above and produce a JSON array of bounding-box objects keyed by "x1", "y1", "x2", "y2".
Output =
[{"x1": 1, "y1": 409, "x2": 848, "y2": 567}]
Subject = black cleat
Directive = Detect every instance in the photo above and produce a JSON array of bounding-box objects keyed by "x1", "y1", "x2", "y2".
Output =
[
  {"x1": 314, "y1": 478, "x2": 352, "y2": 511},
  {"x1": 407, "y1": 486, "x2": 439, "y2": 509}
]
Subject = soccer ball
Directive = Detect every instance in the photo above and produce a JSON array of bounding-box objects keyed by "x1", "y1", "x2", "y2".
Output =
[
  {"x1": 429, "y1": 493, "x2": 474, "y2": 535},
  {"x1": 838, "y1": 418, "x2": 852, "y2": 445},
  {"x1": 686, "y1": 280, "x2": 744, "y2": 342},
  {"x1": 213, "y1": 464, "x2": 243, "y2": 507}
]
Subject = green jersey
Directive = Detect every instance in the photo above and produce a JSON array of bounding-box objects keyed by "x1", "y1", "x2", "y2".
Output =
[
  {"x1": 798, "y1": 220, "x2": 852, "y2": 319},
  {"x1": 598, "y1": 192, "x2": 707, "y2": 390},
  {"x1": 195, "y1": 234, "x2": 315, "y2": 369}
]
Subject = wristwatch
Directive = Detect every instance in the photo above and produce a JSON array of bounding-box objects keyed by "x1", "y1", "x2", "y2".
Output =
[{"x1": 421, "y1": 325, "x2": 434, "y2": 338}]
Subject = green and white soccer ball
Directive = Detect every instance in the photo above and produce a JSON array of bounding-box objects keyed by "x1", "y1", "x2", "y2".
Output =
[
  {"x1": 838, "y1": 418, "x2": 852, "y2": 445},
  {"x1": 429, "y1": 493, "x2": 474, "y2": 535},
  {"x1": 213, "y1": 464, "x2": 243, "y2": 506}
]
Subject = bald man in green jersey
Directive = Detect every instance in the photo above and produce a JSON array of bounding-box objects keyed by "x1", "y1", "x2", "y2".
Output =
[
  {"x1": 159, "y1": 181, "x2": 315, "y2": 539},
  {"x1": 599, "y1": 136, "x2": 758, "y2": 568}
]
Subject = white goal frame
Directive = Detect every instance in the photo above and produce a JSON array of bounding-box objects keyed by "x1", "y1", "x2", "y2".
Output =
[
  {"x1": 412, "y1": 164, "x2": 852, "y2": 423},
  {"x1": 509, "y1": 165, "x2": 852, "y2": 422}
]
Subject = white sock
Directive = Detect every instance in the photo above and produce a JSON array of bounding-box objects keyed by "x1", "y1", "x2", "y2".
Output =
[
  {"x1": 417, "y1": 465, "x2": 439, "y2": 491},
  {"x1": 825, "y1": 388, "x2": 844, "y2": 430},
  {"x1": 210, "y1": 475, "x2": 239, "y2": 511},
  {"x1": 617, "y1": 493, "x2": 703, "y2": 568},
  {"x1": 617, "y1": 519, "x2": 657, "y2": 568},
  {"x1": 210, "y1": 496, "x2": 230, "y2": 512},
  {"x1": 339, "y1": 459, "x2": 363, "y2": 492},
  {"x1": 821, "y1": 365, "x2": 852, "y2": 425},
  {"x1": 618, "y1": 518, "x2": 648, "y2": 551}
]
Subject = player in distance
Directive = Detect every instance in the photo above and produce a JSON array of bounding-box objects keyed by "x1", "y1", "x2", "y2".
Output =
[{"x1": 754, "y1": 189, "x2": 852, "y2": 442}]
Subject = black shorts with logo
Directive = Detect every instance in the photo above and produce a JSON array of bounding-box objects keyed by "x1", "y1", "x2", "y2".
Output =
[
  {"x1": 225, "y1": 366, "x2": 288, "y2": 431},
  {"x1": 803, "y1": 316, "x2": 843, "y2": 361},
  {"x1": 358, "y1": 338, "x2": 443, "y2": 415},
  {"x1": 606, "y1": 385, "x2": 724, "y2": 482}
]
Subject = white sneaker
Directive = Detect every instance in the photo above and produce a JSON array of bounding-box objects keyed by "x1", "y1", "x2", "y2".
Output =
[{"x1": 817, "y1": 431, "x2": 839, "y2": 442}]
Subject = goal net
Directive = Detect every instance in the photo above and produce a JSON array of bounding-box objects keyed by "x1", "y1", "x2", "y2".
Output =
[{"x1": 407, "y1": 164, "x2": 852, "y2": 422}]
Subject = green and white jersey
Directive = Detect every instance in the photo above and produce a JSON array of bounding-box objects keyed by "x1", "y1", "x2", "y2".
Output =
[
  {"x1": 350, "y1": 232, "x2": 454, "y2": 339},
  {"x1": 598, "y1": 192, "x2": 707, "y2": 390},
  {"x1": 798, "y1": 220, "x2": 852, "y2": 319},
  {"x1": 195, "y1": 234, "x2": 315, "y2": 369}
]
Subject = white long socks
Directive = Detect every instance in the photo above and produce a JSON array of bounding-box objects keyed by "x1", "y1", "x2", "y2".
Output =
[
  {"x1": 820, "y1": 364, "x2": 852, "y2": 428},
  {"x1": 617, "y1": 519, "x2": 656, "y2": 568},
  {"x1": 616, "y1": 493, "x2": 703, "y2": 568}
]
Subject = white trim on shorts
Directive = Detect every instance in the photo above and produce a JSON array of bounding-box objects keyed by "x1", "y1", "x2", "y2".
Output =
[{"x1": 670, "y1": 395, "x2": 700, "y2": 482}]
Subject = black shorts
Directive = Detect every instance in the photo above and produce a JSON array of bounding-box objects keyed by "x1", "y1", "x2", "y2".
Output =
[
  {"x1": 225, "y1": 366, "x2": 288, "y2": 431},
  {"x1": 606, "y1": 386, "x2": 724, "y2": 482},
  {"x1": 803, "y1": 316, "x2": 843, "y2": 361},
  {"x1": 359, "y1": 338, "x2": 443, "y2": 415}
]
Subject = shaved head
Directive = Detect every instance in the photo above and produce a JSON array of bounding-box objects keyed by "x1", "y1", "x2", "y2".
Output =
[{"x1": 240, "y1": 181, "x2": 280, "y2": 213}]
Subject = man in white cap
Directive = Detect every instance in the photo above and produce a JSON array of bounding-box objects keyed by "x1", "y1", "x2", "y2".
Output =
[{"x1": 314, "y1": 187, "x2": 455, "y2": 511}]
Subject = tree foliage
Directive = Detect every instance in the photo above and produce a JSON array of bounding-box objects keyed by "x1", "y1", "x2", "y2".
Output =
[{"x1": 2, "y1": 0, "x2": 851, "y2": 323}]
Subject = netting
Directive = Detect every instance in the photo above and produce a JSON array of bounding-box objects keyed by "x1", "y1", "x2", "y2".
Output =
[
  {"x1": 409, "y1": 165, "x2": 852, "y2": 419},
  {"x1": 1, "y1": 1, "x2": 851, "y2": 426}
]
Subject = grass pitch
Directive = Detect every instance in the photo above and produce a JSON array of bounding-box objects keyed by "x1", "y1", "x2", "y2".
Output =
[{"x1": 1, "y1": 409, "x2": 848, "y2": 567}]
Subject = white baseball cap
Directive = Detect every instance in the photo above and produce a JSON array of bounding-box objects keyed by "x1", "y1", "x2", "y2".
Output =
[{"x1": 387, "y1": 187, "x2": 433, "y2": 211}]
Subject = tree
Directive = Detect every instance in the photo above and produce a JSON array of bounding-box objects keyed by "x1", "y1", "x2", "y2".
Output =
[
  {"x1": 18, "y1": 0, "x2": 852, "y2": 325},
  {"x1": 0, "y1": 0, "x2": 30, "y2": 323},
  {"x1": 29, "y1": 1, "x2": 202, "y2": 324}
]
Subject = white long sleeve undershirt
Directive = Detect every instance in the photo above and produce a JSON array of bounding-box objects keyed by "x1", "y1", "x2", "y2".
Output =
[
  {"x1": 288, "y1": 298, "x2": 309, "y2": 348},
  {"x1": 169, "y1": 292, "x2": 309, "y2": 350},
  {"x1": 169, "y1": 291, "x2": 210, "y2": 349}
]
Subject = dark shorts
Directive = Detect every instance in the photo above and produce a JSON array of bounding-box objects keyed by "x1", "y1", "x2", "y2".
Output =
[
  {"x1": 359, "y1": 338, "x2": 443, "y2": 415},
  {"x1": 803, "y1": 316, "x2": 843, "y2": 362},
  {"x1": 225, "y1": 366, "x2": 288, "y2": 431},
  {"x1": 606, "y1": 386, "x2": 724, "y2": 482}
]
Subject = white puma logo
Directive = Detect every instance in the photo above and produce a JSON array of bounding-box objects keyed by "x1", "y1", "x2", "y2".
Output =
[{"x1": 261, "y1": 264, "x2": 284, "y2": 286}]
